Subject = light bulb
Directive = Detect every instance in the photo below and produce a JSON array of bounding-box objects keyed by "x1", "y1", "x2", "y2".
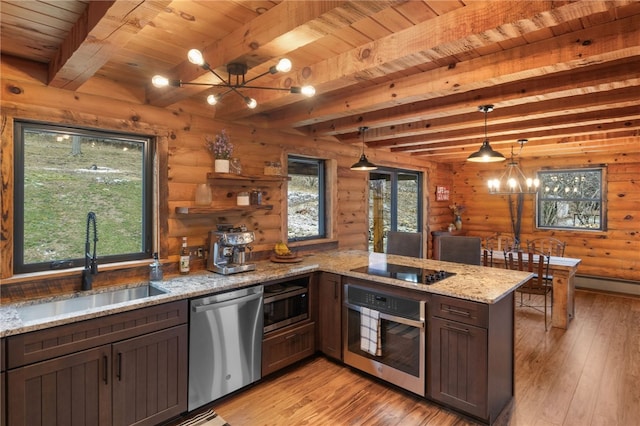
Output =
[
  {"x1": 276, "y1": 58, "x2": 292, "y2": 73},
  {"x1": 152, "y1": 75, "x2": 169, "y2": 87},
  {"x1": 206, "y1": 94, "x2": 218, "y2": 105},
  {"x1": 246, "y1": 97, "x2": 257, "y2": 109},
  {"x1": 187, "y1": 49, "x2": 204, "y2": 66},
  {"x1": 301, "y1": 85, "x2": 316, "y2": 97}
]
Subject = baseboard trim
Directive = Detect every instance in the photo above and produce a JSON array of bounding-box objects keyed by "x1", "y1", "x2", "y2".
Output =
[{"x1": 575, "y1": 275, "x2": 640, "y2": 296}]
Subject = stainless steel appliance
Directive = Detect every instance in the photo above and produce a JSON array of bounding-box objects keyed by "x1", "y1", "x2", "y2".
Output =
[
  {"x1": 343, "y1": 282, "x2": 427, "y2": 396},
  {"x1": 263, "y1": 276, "x2": 309, "y2": 333},
  {"x1": 188, "y1": 286, "x2": 264, "y2": 411},
  {"x1": 207, "y1": 225, "x2": 256, "y2": 275},
  {"x1": 351, "y1": 263, "x2": 455, "y2": 285}
]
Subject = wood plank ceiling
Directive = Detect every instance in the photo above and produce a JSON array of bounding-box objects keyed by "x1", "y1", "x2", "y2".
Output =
[{"x1": 2, "y1": 0, "x2": 639, "y2": 162}]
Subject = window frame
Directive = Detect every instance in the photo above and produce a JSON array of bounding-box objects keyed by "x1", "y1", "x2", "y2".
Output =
[
  {"x1": 535, "y1": 166, "x2": 607, "y2": 232},
  {"x1": 286, "y1": 155, "x2": 326, "y2": 242},
  {"x1": 13, "y1": 120, "x2": 155, "y2": 274}
]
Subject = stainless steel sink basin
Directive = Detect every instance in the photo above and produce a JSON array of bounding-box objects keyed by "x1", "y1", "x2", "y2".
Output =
[{"x1": 16, "y1": 285, "x2": 167, "y2": 322}]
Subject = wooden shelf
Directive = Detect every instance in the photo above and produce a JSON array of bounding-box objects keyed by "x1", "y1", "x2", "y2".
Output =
[
  {"x1": 207, "y1": 172, "x2": 290, "y2": 182},
  {"x1": 175, "y1": 205, "x2": 274, "y2": 215}
]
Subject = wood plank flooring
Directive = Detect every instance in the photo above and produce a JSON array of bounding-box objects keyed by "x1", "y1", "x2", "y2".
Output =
[{"x1": 213, "y1": 290, "x2": 640, "y2": 425}]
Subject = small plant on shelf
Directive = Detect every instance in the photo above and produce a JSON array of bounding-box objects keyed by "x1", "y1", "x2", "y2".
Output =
[{"x1": 205, "y1": 129, "x2": 234, "y2": 160}]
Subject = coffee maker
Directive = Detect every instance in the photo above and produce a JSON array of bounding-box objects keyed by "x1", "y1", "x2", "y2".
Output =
[{"x1": 207, "y1": 225, "x2": 256, "y2": 275}]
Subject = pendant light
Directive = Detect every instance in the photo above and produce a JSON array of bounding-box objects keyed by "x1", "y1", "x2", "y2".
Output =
[
  {"x1": 467, "y1": 105, "x2": 506, "y2": 163},
  {"x1": 350, "y1": 126, "x2": 377, "y2": 171},
  {"x1": 487, "y1": 139, "x2": 540, "y2": 194}
]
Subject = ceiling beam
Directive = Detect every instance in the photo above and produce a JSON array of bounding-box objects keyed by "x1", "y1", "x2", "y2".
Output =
[{"x1": 48, "y1": 0, "x2": 170, "y2": 90}]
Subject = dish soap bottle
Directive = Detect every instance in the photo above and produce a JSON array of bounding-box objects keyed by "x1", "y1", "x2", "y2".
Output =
[
  {"x1": 149, "y1": 252, "x2": 163, "y2": 281},
  {"x1": 180, "y1": 237, "x2": 190, "y2": 275}
]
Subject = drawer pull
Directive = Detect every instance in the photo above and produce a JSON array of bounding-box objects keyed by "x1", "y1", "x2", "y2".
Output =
[
  {"x1": 444, "y1": 323, "x2": 470, "y2": 334},
  {"x1": 443, "y1": 307, "x2": 471, "y2": 317}
]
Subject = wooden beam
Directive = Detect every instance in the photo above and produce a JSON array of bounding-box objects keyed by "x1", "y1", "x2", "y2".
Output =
[{"x1": 48, "y1": 0, "x2": 170, "y2": 90}]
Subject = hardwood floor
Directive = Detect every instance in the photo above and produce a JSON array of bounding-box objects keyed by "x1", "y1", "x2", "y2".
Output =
[{"x1": 214, "y1": 290, "x2": 640, "y2": 425}]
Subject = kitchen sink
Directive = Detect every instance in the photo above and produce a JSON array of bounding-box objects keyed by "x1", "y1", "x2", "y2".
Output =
[{"x1": 16, "y1": 285, "x2": 167, "y2": 322}]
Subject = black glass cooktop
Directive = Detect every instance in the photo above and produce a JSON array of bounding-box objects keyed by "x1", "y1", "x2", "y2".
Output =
[{"x1": 351, "y1": 263, "x2": 455, "y2": 285}]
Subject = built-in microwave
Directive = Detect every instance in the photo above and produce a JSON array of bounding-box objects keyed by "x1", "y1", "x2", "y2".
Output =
[{"x1": 263, "y1": 275, "x2": 309, "y2": 333}]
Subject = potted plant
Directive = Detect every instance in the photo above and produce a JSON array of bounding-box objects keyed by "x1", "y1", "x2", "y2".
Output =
[
  {"x1": 206, "y1": 129, "x2": 234, "y2": 173},
  {"x1": 449, "y1": 203, "x2": 465, "y2": 230}
]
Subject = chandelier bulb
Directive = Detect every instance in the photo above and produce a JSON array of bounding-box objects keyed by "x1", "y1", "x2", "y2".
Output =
[
  {"x1": 187, "y1": 49, "x2": 205, "y2": 66},
  {"x1": 276, "y1": 58, "x2": 292, "y2": 73},
  {"x1": 301, "y1": 85, "x2": 316, "y2": 97},
  {"x1": 152, "y1": 75, "x2": 169, "y2": 88},
  {"x1": 206, "y1": 94, "x2": 218, "y2": 105},
  {"x1": 245, "y1": 97, "x2": 258, "y2": 109}
]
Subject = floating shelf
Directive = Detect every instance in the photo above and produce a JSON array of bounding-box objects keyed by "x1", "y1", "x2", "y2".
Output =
[
  {"x1": 207, "y1": 172, "x2": 290, "y2": 182},
  {"x1": 175, "y1": 205, "x2": 274, "y2": 215}
]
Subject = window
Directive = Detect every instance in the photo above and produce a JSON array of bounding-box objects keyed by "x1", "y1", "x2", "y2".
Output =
[
  {"x1": 287, "y1": 156, "x2": 326, "y2": 241},
  {"x1": 536, "y1": 167, "x2": 606, "y2": 231},
  {"x1": 369, "y1": 168, "x2": 422, "y2": 252},
  {"x1": 14, "y1": 121, "x2": 154, "y2": 273}
]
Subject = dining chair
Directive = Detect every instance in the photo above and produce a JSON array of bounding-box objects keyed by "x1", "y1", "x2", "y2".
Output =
[
  {"x1": 484, "y1": 234, "x2": 516, "y2": 252},
  {"x1": 504, "y1": 250, "x2": 552, "y2": 330},
  {"x1": 386, "y1": 231, "x2": 423, "y2": 258},
  {"x1": 437, "y1": 236, "x2": 482, "y2": 265},
  {"x1": 526, "y1": 237, "x2": 566, "y2": 257},
  {"x1": 482, "y1": 248, "x2": 493, "y2": 267}
]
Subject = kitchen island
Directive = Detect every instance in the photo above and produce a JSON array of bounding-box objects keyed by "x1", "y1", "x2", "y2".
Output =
[{"x1": 0, "y1": 250, "x2": 531, "y2": 425}]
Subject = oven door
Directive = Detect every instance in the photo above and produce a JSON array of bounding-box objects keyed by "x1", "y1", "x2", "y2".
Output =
[{"x1": 343, "y1": 300, "x2": 426, "y2": 396}]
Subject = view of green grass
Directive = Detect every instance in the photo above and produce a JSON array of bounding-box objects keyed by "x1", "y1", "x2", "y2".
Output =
[{"x1": 23, "y1": 131, "x2": 144, "y2": 265}]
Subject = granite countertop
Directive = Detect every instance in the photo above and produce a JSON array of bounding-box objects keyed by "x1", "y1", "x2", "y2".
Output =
[{"x1": 0, "y1": 250, "x2": 532, "y2": 337}]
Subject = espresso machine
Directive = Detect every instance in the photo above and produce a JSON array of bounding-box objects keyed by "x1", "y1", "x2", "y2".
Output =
[{"x1": 207, "y1": 225, "x2": 256, "y2": 275}]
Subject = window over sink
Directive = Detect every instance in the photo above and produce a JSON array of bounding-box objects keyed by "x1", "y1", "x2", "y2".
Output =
[{"x1": 13, "y1": 121, "x2": 155, "y2": 273}]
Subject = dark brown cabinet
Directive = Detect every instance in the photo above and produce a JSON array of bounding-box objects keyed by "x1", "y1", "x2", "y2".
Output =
[
  {"x1": 428, "y1": 293, "x2": 514, "y2": 424},
  {"x1": 6, "y1": 301, "x2": 188, "y2": 426},
  {"x1": 1, "y1": 338, "x2": 6, "y2": 426},
  {"x1": 317, "y1": 272, "x2": 342, "y2": 360},
  {"x1": 262, "y1": 321, "x2": 315, "y2": 376}
]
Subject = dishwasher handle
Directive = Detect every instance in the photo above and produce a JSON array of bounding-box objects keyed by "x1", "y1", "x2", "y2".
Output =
[{"x1": 193, "y1": 291, "x2": 263, "y2": 312}]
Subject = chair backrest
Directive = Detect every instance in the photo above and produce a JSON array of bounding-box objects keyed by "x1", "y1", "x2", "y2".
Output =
[
  {"x1": 482, "y1": 249, "x2": 493, "y2": 267},
  {"x1": 437, "y1": 236, "x2": 482, "y2": 265},
  {"x1": 386, "y1": 231, "x2": 423, "y2": 258},
  {"x1": 504, "y1": 250, "x2": 550, "y2": 288},
  {"x1": 484, "y1": 234, "x2": 515, "y2": 252},
  {"x1": 526, "y1": 237, "x2": 566, "y2": 257}
]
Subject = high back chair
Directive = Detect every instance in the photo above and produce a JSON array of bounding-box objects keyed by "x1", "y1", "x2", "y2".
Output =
[
  {"x1": 482, "y1": 249, "x2": 493, "y2": 267},
  {"x1": 484, "y1": 234, "x2": 516, "y2": 252},
  {"x1": 386, "y1": 231, "x2": 423, "y2": 258},
  {"x1": 526, "y1": 237, "x2": 566, "y2": 257},
  {"x1": 504, "y1": 250, "x2": 552, "y2": 330},
  {"x1": 437, "y1": 236, "x2": 482, "y2": 265}
]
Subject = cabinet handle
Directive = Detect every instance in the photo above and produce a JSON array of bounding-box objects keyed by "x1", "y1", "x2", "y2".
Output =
[
  {"x1": 444, "y1": 323, "x2": 470, "y2": 334},
  {"x1": 443, "y1": 307, "x2": 471, "y2": 317},
  {"x1": 334, "y1": 281, "x2": 338, "y2": 300},
  {"x1": 103, "y1": 355, "x2": 109, "y2": 385},
  {"x1": 116, "y1": 352, "x2": 122, "y2": 381}
]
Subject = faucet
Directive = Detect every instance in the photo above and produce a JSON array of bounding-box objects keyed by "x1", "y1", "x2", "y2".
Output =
[{"x1": 81, "y1": 212, "x2": 98, "y2": 291}]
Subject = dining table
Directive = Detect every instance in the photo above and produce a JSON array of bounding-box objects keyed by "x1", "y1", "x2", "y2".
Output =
[{"x1": 490, "y1": 251, "x2": 582, "y2": 329}]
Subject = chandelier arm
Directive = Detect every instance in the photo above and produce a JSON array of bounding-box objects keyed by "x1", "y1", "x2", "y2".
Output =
[
  {"x1": 205, "y1": 68, "x2": 249, "y2": 103},
  {"x1": 243, "y1": 70, "x2": 274, "y2": 86}
]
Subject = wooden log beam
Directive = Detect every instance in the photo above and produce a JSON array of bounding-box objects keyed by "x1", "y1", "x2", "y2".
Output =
[
  {"x1": 219, "y1": 0, "x2": 631, "y2": 121},
  {"x1": 48, "y1": 0, "x2": 170, "y2": 90},
  {"x1": 265, "y1": 13, "x2": 640, "y2": 129}
]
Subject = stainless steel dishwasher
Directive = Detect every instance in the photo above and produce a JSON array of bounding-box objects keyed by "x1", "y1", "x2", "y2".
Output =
[{"x1": 188, "y1": 285, "x2": 264, "y2": 411}]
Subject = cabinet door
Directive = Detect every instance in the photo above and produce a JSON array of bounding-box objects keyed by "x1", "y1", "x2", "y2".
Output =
[
  {"x1": 429, "y1": 317, "x2": 488, "y2": 419},
  {"x1": 262, "y1": 322, "x2": 315, "y2": 376},
  {"x1": 112, "y1": 325, "x2": 188, "y2": 426},
  {"x1": 7, "y1": 346, "x2": 111, "y2": 426},
  {"x1": 318, "y1": 273, "x2": 342, "y2": 360}
]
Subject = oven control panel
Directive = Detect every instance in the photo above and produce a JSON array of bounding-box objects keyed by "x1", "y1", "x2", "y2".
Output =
[{"x1": 345, "y1": 284, "x2": 422, "y2": 319}]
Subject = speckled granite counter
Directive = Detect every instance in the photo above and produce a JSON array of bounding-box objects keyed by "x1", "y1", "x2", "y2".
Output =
[{"x1": 0, "y1": 250, "x2": 531, "y2": 337}]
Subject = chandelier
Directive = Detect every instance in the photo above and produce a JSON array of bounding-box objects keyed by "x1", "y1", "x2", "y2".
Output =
[
  {"x1": 152, "y1": 49, "x2": 316, "y2": 109},
  {"x1": 350, "y1": 126, "x2": 377, "y2": 171},
  {"x1": 487, "y1": 139, "x2": 540, "y2": 194},
  {"x1": 467, "y1": 105, "x2": 506, "y2": 163}
]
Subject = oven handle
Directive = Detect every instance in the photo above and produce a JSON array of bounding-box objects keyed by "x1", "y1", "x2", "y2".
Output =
[{"x1": 345, "y1": 303, "x2": 425, "y2": 329}]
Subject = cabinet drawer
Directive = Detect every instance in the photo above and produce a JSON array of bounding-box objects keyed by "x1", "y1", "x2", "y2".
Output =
[
  {"x1": 7, "y1": 300, "x2": 188, "y2": 369},
  {"x1": 262, "y1": 321, "x2": 315, "y2": 376},
  {"x1": 430, "y1": 295, "x2": 488, "y2": 328}
]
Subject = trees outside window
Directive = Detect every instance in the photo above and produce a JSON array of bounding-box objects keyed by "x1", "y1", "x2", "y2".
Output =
[
  {"x1": 536, "y1": 168, "x2": 606, "y2": 231},
  {"x1": 287, "y1": 156, "x2": 326, "y2": 241}
]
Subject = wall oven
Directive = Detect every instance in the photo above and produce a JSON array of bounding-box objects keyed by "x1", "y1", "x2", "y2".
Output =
[
  {"x1": 343, "y1": 282, "x2": 426, "y2": 396},
  {"x1": 264, "y1": 275, "x2": 309, "y2": 333}
]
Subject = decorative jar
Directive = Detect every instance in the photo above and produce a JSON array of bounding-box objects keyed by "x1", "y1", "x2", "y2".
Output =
[{"x1": 215, "y1": 159, "x2": 230, "y2": 173}]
